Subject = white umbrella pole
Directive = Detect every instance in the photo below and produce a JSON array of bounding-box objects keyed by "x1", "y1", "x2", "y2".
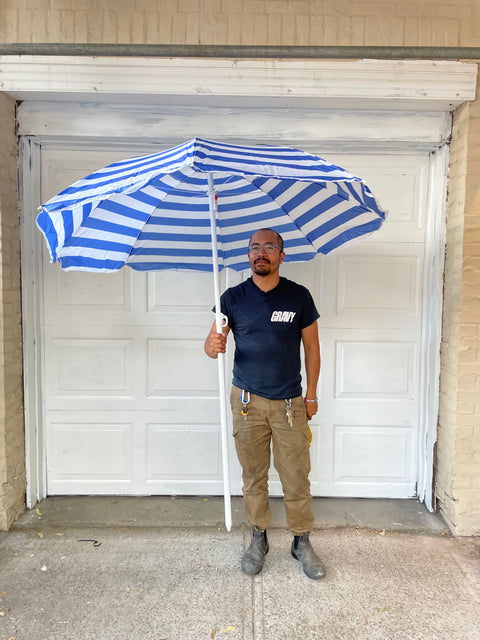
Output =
[{"x1": 207, "y1": 172, "x2": 232, "y2": 532}]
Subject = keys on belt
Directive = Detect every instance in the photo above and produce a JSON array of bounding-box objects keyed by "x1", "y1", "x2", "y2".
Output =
[
  {"x1": 239, "y1": 390, "x2": 295, "y2": 427},
  {"x1": 285, "y1": 398, "x2": 294, "y2": 427}
]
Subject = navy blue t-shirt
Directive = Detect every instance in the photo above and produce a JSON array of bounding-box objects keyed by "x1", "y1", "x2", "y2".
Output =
[{"x1": 219, "y1": 277, "x2": 319, "y2": 400}]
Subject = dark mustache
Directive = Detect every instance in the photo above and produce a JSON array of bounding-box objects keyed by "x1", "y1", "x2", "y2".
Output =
[{"x1": 254, "y1": 257, "x2": 270, "y2": 264}]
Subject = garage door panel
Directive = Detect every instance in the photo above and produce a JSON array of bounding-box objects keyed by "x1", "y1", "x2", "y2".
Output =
[
  {"x1": 48, "y1": 421, "x2": 133, "y2": 482},
  {"x1": 337, "y1": 255, "x2": 420, "y2": 316},
  {"x1": 48, "y1": 338, "x2": 134, "y2": 398},
  {"x1": 319, "y1": 244, "x2": 423, "y2": 329},
  {"x1": 45, "y1": 266, "x2": 132, "y2": 312},
  {"x1": 147, "y1": 425, "x2": 221, "y2": 480},
  {"x1": 335, "y1": 340, "x2": 416, "y2": 399},
  {"x1": 147, "y1": 338, "x2": 219, "y2": 397},
  {"x1": 333, "y1": 425, "x2": 414, "y2": 483},
  {"x1": 147, "y1": 271, "x2": 222, "y2": 313},
  {"x1": 309, "y1": 422, "x2": 416, "y2": 498}
]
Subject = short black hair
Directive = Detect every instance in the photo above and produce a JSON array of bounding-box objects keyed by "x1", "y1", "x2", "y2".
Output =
[{"x1": 248, "y1": 228, "x2": 284, "y2": 251}]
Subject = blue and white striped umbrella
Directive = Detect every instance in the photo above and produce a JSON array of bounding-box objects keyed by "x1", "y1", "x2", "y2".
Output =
[
  {"x1": 37, "y1": 137, "x2": 387, "y2": 532},
  {"x1": 38, "y1": 137, "x2": 386, "y2": 274}
]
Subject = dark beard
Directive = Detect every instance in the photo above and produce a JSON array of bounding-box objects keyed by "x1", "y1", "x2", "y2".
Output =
[{"x1": 252, "y1": 260, "x2": 270, "y2": 275}]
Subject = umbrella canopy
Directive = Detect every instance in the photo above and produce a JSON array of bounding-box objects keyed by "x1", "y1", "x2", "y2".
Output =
[
  {"x1": 37, "y1": 137, "x2": 387, "y2": 532},
  {"x1": 38, "y1": 137, "x2": 386, "y2": 273}
]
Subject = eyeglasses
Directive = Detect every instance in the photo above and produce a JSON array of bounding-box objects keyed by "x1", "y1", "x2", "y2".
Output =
[{"x1": 248, "y1": 243, "x2": 282, "y2": 254}]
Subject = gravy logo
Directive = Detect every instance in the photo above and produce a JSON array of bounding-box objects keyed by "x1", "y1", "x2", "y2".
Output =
[{"x1": 271, "y1": 311, "x2": 296, "y2": 323}]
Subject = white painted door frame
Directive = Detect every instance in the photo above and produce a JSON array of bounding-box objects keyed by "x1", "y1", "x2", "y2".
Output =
[
  {"x1": 20, "y1": 137, "x2": 46, "y2": 507},
  {"x1": 10, "y1": 55, "x2": 476, "y2": 508},
  {"x1": 417, "y1": 145, "x2": 449, "y2": 507},
  {"x1": 21, "y1": 134, "x2": 448, "y2": 510}
]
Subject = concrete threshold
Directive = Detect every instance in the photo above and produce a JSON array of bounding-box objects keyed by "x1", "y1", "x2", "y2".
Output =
[{"x1": 13, "y1": 496, "x2": 449, "y2": 535}]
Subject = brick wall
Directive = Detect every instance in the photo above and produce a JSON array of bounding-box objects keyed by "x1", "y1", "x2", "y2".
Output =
[
  {"x1": 0, "y1": 93, "x2": 25, "y2": 531},
  {"x1": 1, "y1": 0, "x2": 480, "y2": 47},
  {"x1": 437, "y1": 81, "x2": 480, "y2": 536},
  {"x1": 437, "y1": 103, "x2": 468, "y2": 530},
  {"x1": 453, "y1": 92, "x2": 480, "y2": 535}
]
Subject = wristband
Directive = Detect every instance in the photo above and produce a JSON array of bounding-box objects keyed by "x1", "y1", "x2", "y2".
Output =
[{"x1": 304, "y1": 397, "x2": 318, "y2": 403}]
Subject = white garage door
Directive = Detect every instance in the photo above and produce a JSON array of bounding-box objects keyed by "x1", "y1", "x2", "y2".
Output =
[{"x1": 38, "y1": 144, "x2": 437, "y2": 498}]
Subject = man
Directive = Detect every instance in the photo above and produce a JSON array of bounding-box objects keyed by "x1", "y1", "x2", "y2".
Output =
[{"x1": 204, "y1": 228, "x2": 325, "y2": 580}]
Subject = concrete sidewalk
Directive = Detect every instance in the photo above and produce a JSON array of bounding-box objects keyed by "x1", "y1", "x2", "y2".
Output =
[{"x1": 1, "y1": 497, "x2": 479, "y2": 640}]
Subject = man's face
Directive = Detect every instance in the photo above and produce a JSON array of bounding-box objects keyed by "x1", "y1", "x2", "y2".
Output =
[{"x1": 248, "y1": 230, "x2": 285, "y2": 276}]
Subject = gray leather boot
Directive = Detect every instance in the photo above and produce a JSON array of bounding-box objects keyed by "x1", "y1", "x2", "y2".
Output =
[
  {"x1": 241, "y1": 526, "x2": 269, "y2": 575},
  {"x1": 291, "y1": 532, "x2": 326, "y2": 580}
]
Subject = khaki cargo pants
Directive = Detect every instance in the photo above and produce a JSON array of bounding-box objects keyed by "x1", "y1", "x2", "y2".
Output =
[{"x1": 230, "y1": 385, "x2": 314, "y2": 535}]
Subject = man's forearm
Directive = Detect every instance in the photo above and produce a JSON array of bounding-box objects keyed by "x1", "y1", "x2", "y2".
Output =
[
  {"x1": 301, "y1": 321, "x2": 320, "y2": 401},
  {"x1": 304, "y1": 348, "x2": 320, "y2": 399}
]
